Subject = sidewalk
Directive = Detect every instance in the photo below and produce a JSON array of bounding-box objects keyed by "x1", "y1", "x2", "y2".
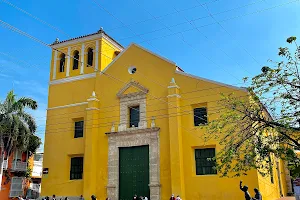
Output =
[{"x1": 277, "y1": 197, "x2": 295, "y2": 200}]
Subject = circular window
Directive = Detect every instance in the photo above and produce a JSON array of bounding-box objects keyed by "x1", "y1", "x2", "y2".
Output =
[{"x1": 128, "y1": 66, "x2": 137, "y2": 74}]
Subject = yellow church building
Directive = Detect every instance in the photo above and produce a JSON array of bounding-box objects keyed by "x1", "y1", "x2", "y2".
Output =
[{"x1": 42, "y1": 28, "x2": 292, "y2": 200}]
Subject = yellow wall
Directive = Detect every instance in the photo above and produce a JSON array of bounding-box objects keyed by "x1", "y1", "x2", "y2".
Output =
[{"x1": 42, "y1": 39, "x2": 285, "y2": 200}]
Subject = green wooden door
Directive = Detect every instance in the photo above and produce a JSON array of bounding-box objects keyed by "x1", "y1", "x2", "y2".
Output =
[{"x1": 119, "y1": 145, "x2": 150, "y2": 200}]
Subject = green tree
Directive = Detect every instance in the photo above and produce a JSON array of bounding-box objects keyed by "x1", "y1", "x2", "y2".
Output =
[
  {"x1": 0, "y1": 90, "x2": 41, "y2": 186},
  {"x1": 205, "y1": 36, "x2": 300, "y2": 177}
]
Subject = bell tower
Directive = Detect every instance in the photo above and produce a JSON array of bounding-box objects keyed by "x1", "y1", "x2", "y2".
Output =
[{"x1": 49, "y1": 28, "x2": 124, "y2": 83}]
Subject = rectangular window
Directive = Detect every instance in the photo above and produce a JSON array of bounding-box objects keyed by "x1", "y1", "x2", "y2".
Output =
[
  {"x1": 129, "y1": 106, "x2": 140, "y2": 127},
  {"x1": 195, "y1": 148, "x2": 216, "y2": 175},
  {"x1": 194, "y1": 107, "x2": 207, "y2": 126},
  {"x1": 70, "y1": 157, "x2": 83, "y2": 180},
  {"x1": 74, "y1": 121, "x2": 84, "y2": 138}
]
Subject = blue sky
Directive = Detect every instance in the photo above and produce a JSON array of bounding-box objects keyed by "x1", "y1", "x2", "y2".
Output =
[{"x1": 0, "y1": 0, "x2": 299, "y2": 151}]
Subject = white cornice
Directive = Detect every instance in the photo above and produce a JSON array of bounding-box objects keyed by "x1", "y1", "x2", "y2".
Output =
[
  {"x1": 50, "y1": 33, "x2": 123, "y2": 50},
  {"x1": 175, "y1": 71, "x2": 247, "y2": 92},
  {"x1": 49, "y1": 73, "x2": 96, "y2": 85},
  {"x1": 101, "y1": 34, "x2": 123, "y2": 50},
  {"x1": 47, "y1": 102, "x2": 88, "y2": 110},
  {"x1": 167, "y1": 94, "x2": 181, "y2": 98}
]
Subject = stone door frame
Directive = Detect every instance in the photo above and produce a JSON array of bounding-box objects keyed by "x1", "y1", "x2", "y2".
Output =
[{"x1": 106, "y1": 128, "x2": 161, "y2": 200}]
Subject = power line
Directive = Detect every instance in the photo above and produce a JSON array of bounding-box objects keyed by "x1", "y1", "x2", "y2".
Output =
[
  {"x1": 131, "y1": 0, "x2": 250, "y2": 82},
  {"x1": 116, "y1": 0, "x2": 299, "y2": 43},
  {"x1": 0, "y1": 20, "x2": 210, "y2": 141},
  {"x1": 199, "y1": 0, "x2": 261, "y2": 66},
  {"x1": 106, "y1": 0, "x2": 265, "y2": 32},
  {"x1": 1, "y1": 0, "x2": 70, "y2": 38}
]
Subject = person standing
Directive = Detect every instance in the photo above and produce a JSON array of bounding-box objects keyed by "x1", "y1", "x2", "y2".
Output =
[
  {"x1": 79, "y1": 195, "x2": 84, "y2": 200},
  {"x1": 176, "y1": 195, "x2": 181, "y2": 200},
  {"x1": 239, "y1": 181, "x2": 251, "y2": 200},
  {"x1": 170, "y1": 194, "x2": 175, "y2": 200},
  {"x1": 252, "y1": 188, "x2": 262, "y2": 200},
  {"x1": 144, "y1": 196, "x2": 148, "y2": 200},
  {"x1": 52, "y1": 195, "x2": 56, "y2": 200},
  {"x1": 91, "y1": 195, "x2": 97, "y2": 200},
  {"x1": 133, "y1": 194, "x2": 138, "y2": 200}
]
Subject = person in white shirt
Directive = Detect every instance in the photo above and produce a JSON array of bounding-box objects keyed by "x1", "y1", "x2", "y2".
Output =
[
  {"x1": 176, "y1": 195, "x2": 181, "y2": 200},
  {"x1": 144, "y1": 196, "x2": 148, "y2": 200}
]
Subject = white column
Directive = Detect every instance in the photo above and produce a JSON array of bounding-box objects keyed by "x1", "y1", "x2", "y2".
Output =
[
  {"x1": 66, "y1": 47, "x2": 71, "y2": 77},
  {"x1": 80, "y1": 44, "x2": 85, "y2": 74},
  {"x1": 52, "y1": 50, "x2": 58, "y2": 80},
  {"x1": 95, "y1": 40, "x2": 99, "y2": 71}
]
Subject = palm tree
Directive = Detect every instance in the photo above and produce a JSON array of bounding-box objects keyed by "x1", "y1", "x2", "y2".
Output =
[{"x1": 0, "y1": 90, "x2": 38, "y2": 188}]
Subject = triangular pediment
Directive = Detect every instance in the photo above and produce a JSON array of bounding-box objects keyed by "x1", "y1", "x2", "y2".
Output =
[{"x1": 117, "y1": 80, "x2": 149, "y2": 98}]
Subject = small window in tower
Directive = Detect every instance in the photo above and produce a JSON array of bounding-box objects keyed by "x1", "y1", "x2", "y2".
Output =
[
  {"x1": 59, "y1": 53, "x2": 65, "y2": 72},
  {"x1": 73, "y1": 50, "x2": 79, "y2": 70},
  {"x1": 87, "y1": 48, "x2": 93, "y2": 67}
]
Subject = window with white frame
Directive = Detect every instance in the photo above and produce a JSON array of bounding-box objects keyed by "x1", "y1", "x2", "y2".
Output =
[{"x1": 9, "y1": 177, "x2": 24, "y2": 197}]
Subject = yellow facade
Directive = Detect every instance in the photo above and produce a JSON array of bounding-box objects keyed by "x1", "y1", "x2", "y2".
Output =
[{"x1": 42, "y1": 29, "x2": 289, "y2": 200}]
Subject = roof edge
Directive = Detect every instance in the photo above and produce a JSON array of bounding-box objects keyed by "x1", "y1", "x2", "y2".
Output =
[
  {"x1": 101, "y1": 43, "x2": 177, "y2": 74},
  {"x1": 175, "y1": 70, "x2": 247, "y2": 92},
  {"x1": 49, "y1": 30, "x2": 124, "y2": 50}
]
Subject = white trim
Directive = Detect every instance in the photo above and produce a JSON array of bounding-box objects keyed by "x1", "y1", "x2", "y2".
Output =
[
  {"x1": 87, "y1": 97, "x2": 99, "y2": 102},
  {"x1": 86, "y1": 107, "x2": 100, "y2": 111},
  {"x1": 167, "y1": 94, "x2": 181, "y2": 98},
  {"x1": 175, "y1": 70, "x2": 247, "y2": 92},
  {"x1": 49, "y1": 73, "x2": 96, "y2": 85},
  {"x1": 66, "y1": 47, "x2": 71, "y2": 77},
  {"x1": 167, "y1": 85, "x2": 180, "y2": 89},
  {"x1": 50, "y1": 33, "x2": 124, "y2": 50},
  {"x1": 95, "y1": 40, "x2": 99, "y2": 71},
  {"x1": 80, "y1": 44, "x2": 85, "y2": 74},
  {"x1": 52, "y1": 50, "x2": 58, "y2": 80},
  {"x1": 101, "y1": 43, "x2": 176, "y2": 74},
  {"x1": 101, "y1": 33, "x2": 123, "y2": 50},
  {"x1": 47, "y1": 102, "x2": 88, "y2": 110}
]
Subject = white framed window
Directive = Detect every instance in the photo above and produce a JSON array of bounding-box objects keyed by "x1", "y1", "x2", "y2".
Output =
[{"x1": 9, "y1": 177, "x2": 24, "y2": 197}]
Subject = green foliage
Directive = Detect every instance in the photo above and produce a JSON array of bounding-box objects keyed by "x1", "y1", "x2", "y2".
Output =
[
  {"x1": 0, "y1": 90, "x2": 41, "y2": 155},
  {"x1": 205, "y1": 36, "x2": 300, "y2": 177}
]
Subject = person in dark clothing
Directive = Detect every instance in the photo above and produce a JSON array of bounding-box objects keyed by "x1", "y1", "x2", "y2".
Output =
[
  {"x1": 252, "y1": 188, "x2": 262, "y2": 200},
  {"x1": 170, "y1": 194, "x2": 176, "y2": 200},
  {"x1": 240, "y1": 181, "x2": 251, "y2": 200},
  {"x1": 91, "y1": 195, "x2": 97, "y2": 200}
]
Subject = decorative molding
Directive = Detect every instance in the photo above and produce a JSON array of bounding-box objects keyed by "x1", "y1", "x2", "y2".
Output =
[
  {"x1": 167, "y1": 94, "x2": 181, "y2": 98},
  {"x1": 106, "y1": 127, "x2": 160, "y2": 135},
  {"x1": 119, "y1": 92, "x2": 147, "y2": 130},
  {"x1": 87, "y1": 97, "x2": 99, "y2": 102},
  {"x1": 52, "y1": 50, "x2": 58, "y2": 80},
  {"x1": 101, "y1": 33, "x2": 123, "y2": 50},
  {"x1": 66, "y1": 47, "x2": 71, "y2": 77},
  {"x1": 49, "y1": 73, "x2": 96, "y2": 85},
  {"x1": 106, "y1": 128, "x2": 161, "y2": 200},
  {"x1": 47, "y1": 102, "x2": 87, "y2": 110},
  {"x1": 50, "y1": 33, "x2": 123, "y2": 50},
  {"x1": 86, "y1": 107, "x2": 100, "y2": 111},
  {"x1": 95, "y1": 40, "x2": 99, "y2": 71},
  {"x1": 175, "y1": 70, "x2": 247, "y2": 92},
  {"x1": 80, "y1": 44, "x2": 85, "y2": 74},
  {"x1": 117, "y1": 80, "x2": 149, "y2": 98},
  {"x1": 167, "y1": 85, "x2": 180, "y2": 89}
]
